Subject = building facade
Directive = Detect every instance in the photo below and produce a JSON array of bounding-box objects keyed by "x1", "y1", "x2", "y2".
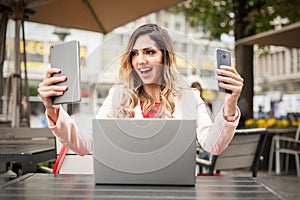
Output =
[{"x1": 253, "y1": 46, "x2": 300, "y2": 117}]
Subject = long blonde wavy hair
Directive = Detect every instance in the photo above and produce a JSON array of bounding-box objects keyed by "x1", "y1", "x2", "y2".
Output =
[{"x1": 117, "y1": 24, "x2": 180, "y2": 118}]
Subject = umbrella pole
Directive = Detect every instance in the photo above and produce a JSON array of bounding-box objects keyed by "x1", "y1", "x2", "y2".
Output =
[
  {"x1": 20, "y1": 20, "x2": 30, "y2": 127},
  {"x1": 11, "y1": 19, "x2": 22, "y2": 127},
  {"x1": 11, "y1": 0, "x2": 24, "y2": 127},
  {"x1": 0, "y1": 8, "x2": 11, "y2": 119}
]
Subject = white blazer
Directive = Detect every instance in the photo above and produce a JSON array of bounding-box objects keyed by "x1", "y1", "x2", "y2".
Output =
[{"x1": 48, "y1": 85, "x2": 240, "y2": 156}]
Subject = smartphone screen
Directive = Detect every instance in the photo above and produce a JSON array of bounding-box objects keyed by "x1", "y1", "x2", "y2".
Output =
[{"x1": 216, "y1": 48, "x2": 232, "y2": 94}]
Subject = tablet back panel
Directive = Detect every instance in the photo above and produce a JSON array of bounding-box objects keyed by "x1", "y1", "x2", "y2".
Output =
[{"x1": 50, "y1": 40, "x2": 81, "y2": 104}]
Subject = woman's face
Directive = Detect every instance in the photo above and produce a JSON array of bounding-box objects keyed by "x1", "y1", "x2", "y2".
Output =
[{"x1": 131, "y1": 35, "x2": 163, "y2": 85}]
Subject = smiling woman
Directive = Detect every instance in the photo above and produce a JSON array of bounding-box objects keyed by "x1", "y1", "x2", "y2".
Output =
[
  {"x1": 118, "y1": 24, "x2": 179, "y2": 118},
  {"x1": 37, "y1": 24, "x2": 244, "y2": 157},
  {"x1": 131, "y1": 35, "x2": 164, "y2": 87}
]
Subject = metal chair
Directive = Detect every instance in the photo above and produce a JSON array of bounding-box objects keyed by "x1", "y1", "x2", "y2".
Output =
[
  {"x1": 268, "y1": 124, "x2": 300, "y2": 177},
  {"x1": 197, "y1": 128, "x2": 267, "y2": 177}
]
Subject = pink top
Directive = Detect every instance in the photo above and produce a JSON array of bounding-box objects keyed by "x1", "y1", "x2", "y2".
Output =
[
  {"x1": 47, "y1": 86, "x2": 240, "y2": 156},
  {"x1": 140, "y1": 101, "x2": 161, "y2": 118}
]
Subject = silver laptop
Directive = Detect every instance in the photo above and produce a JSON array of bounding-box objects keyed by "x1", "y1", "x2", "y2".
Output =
[{"x1": 92, "y1": 119, "x2": 196, "y2": 186}]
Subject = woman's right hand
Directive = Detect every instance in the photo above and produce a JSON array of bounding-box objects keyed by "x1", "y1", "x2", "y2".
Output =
[{"x1": 37, "y1": 68, "x2": 67, "y2": 123}]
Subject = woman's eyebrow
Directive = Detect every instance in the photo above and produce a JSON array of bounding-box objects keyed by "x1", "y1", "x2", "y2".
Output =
[{"x1": 132, "y1": 46, "x2": 157, "y2": 51}]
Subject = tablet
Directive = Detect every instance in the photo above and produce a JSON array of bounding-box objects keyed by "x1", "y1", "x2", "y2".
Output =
[{"x1": 50, "y1": 40, "x2": 81, "y2": 104}]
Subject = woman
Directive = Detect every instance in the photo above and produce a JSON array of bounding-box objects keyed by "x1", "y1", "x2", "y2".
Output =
[
  {"x1": 191, "y1": 81, "x2": 213, "y2": 115},
  {"x1": 38, "y1": 24, "x2": 244, "y2": 156}
]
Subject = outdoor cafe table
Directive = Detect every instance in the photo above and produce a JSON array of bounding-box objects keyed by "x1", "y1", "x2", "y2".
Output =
[
  {"x1": 0, "y1": 173, "x2": 284, "y2": 199},
  {"x1": 0, "y1": 128, "x2": 56, "y2": 175}
]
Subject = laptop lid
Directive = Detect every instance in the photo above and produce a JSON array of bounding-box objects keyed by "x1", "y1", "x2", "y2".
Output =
[{"x1": 92, "y1": 119, "x2": 196, "y2": 186}]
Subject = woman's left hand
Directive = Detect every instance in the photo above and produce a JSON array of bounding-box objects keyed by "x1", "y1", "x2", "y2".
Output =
[{"x1": 216, "y1": 65, "x2": 244, "y2": 116}]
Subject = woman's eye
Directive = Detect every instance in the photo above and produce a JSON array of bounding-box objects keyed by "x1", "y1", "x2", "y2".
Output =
[
  {"x1": 146, "y1": 50, "x2": 155, "y2": 55},
  {"x1": 131, "y1": 51, "x2": 138, "y2": 56}
]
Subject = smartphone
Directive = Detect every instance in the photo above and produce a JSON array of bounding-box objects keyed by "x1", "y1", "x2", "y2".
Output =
[
  {"x1": 50, "y1": 40, "x2": 81, "y2": 104},
  {"x1": 216, "y1": 48, "x2": 232, "y2": 94}
]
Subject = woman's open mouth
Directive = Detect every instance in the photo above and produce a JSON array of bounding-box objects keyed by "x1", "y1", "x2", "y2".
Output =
[{"x1": 139, "y1": 67, "x2": 153, "y2": 78}]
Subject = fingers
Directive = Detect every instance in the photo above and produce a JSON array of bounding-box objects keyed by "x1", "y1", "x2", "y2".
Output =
[
  {"x1": 42, "y1": 68, "x2": 67, "y2": 86},
  {"x1": 45, "y1": 68, "x2": 61, "y2": 79},
  {"x1": 40, "y1": 69, "x2": 67, "y2": 89},
  {"x1": 38, "y1": 85, "x2": 68, "y2": 99},
  {"x1": 43, "y1": 76, "x2": 67, "y2": 88},
  {"x1": 216, "y1": 65, "x2": 240, "y2": 77},
  {"x1": 216, "y1": 65, "x2": 244, "y2": 95},
  {"x1": 37, "y1": 68, "x2": 68, "y2": 107}
]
